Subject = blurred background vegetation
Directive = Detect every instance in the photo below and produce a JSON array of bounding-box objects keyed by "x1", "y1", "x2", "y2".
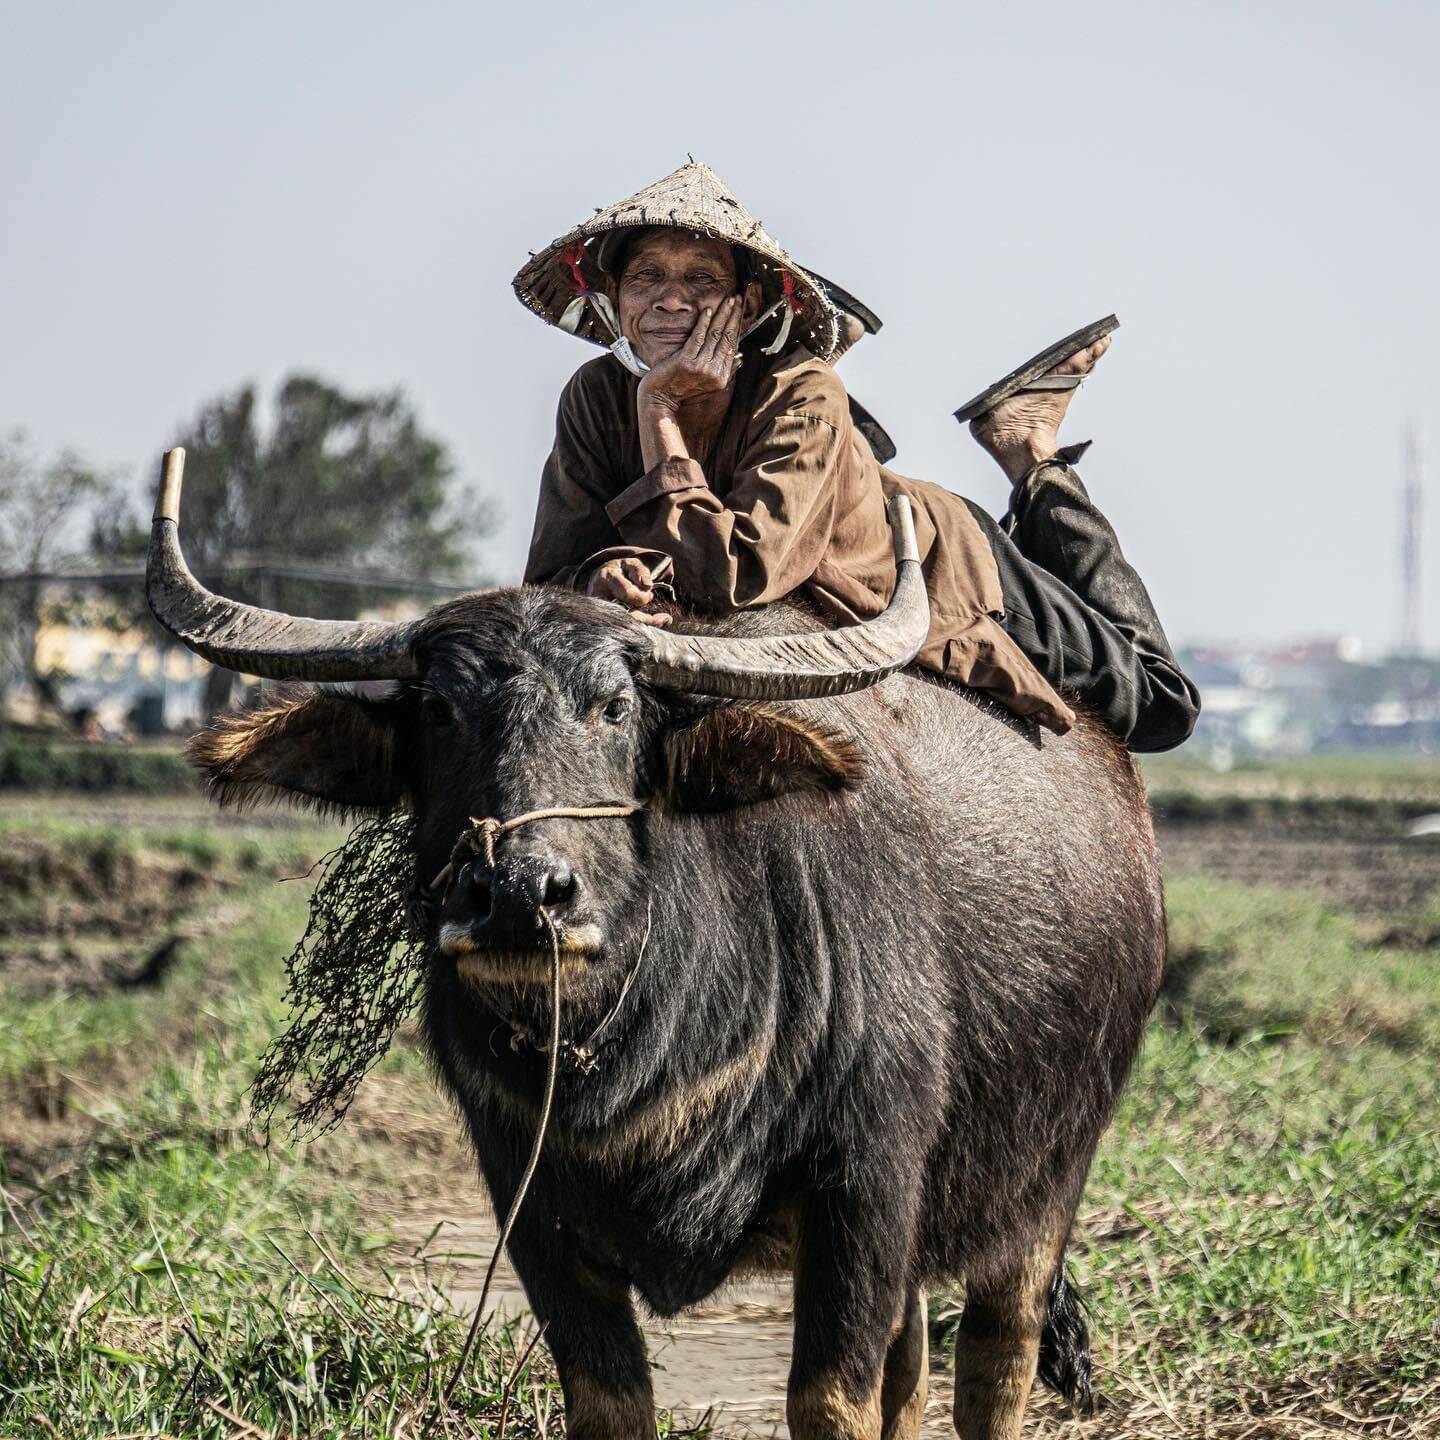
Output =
[{"x1": 0, "y1": 373, "x2": 488, "y2": 737}]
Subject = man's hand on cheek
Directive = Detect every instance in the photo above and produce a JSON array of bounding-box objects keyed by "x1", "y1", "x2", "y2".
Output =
[
  {"x1": 586, "y1": 557, "x2": 674, "y2": 627},
  {"x1": 636, "y1": 296, "x2": 745, "y2": 414}
]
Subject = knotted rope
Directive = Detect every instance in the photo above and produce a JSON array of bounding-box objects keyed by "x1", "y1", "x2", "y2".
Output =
[{"x1": 428, "y1": 803, "x2": 641, "y2": 892}]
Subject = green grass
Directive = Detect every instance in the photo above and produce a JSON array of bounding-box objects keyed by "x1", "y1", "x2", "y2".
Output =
[
  {"x1": 986, "y1": 873, "x2": 1440, "y2": 1435},
  {"x1": 4, "y1": 792, "x2": 1440, "y2": 1435},
  {"x1": 0, "y1": 817, "x2": 564, "y2": 1438},
  {"x1": 1066, "y1": 1022, "x2": 1440, "y2": 1431},
  {"x1": 1163, "y1": 875, "x2": 1440, "y2": 1049},
  {"x1": 2, "y1": 1113, "x2": 552, "y2": 1438},
  {"x1": 0, "y1": 737, "x2": 195, "y2": 792}
]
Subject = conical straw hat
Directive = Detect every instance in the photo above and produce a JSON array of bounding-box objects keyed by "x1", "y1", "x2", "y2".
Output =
[{"x1": 513, "y1": 160, "x2": 841, "y2": 362}]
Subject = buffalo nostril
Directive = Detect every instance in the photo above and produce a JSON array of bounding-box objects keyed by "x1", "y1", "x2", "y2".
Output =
[
  {"x1": 467, "y1": 865, "x2": 492, "y2": 912},
  {"x1": 543, "y1": 864, "x2": 576, "y2": 906}
]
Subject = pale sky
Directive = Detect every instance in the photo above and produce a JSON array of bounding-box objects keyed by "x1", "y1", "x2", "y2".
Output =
[{"x1": 3, "y1": 0, "x2": 1437, "y2": 654}]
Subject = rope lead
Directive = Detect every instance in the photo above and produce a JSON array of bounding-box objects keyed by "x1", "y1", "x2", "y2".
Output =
[
  {"x1": 440, "y1": 904, "x2": 563, "y2": 1410},
  {"x1": 433, "y1": 801, "x2": 645, "y2": 1413}
]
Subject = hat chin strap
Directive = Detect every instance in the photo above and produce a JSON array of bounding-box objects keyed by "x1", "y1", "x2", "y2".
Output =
[{"x1": 610, "y1": 299, "x2": 792, "y2": 379}]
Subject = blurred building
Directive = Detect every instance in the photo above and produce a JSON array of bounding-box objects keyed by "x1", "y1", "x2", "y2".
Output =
[
  {"x1": 1178, "y1": 636, "x2": 1440, "y2": 759},
  {"x1": 30, "y1": 621, "x2": 208, "y2": 734}
]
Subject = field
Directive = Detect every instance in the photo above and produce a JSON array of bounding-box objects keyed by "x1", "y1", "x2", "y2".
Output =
[
  {"x1": 0, "y1": 798, "x2": 566, "y2": 1439},
  {"x1": 1, "y1": 759, "x2": 1438, "y2": 1438}
]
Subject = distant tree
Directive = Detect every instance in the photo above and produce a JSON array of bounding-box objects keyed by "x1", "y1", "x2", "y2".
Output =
[
  {"x1": 0, "y1": 431, "x2": 127, "y2": 715},
  {"x1": 128, "y1": 374, "x2": 490, "y2": 714}
]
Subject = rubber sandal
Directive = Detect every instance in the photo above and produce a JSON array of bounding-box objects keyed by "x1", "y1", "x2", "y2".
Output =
[{"x1": 952, "y1": 314, "x2": 1118, "y2": 426}]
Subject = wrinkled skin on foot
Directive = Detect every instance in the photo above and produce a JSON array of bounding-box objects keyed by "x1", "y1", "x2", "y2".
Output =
[{"x1": 971, "y1": 336, "x2": 1112, "y2": 483}]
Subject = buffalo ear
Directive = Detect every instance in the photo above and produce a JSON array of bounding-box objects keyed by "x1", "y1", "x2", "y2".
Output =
[
  {"x1": 662, "y1": 704, "x2": 865, "y2": 812},
  {"x1": 187, "y1": 687, "x2": 407, "y2": 815}
]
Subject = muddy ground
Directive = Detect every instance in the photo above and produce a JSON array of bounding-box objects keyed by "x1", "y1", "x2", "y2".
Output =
[
  {"x1": 0, "y1": 833, "x2": 235, "y2": 993},
  {"x1": 1155, "y1": 812, "x2": 1440, "y2": 922}
]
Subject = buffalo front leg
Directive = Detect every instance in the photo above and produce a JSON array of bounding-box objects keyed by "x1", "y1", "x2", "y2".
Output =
[
  {"x1": 501, "y1": 1221, "x2": 648, "y2": 1440},
  {"x1": 788, "y1": 1183, "x2": 918, "y2": 1440},
  {"x1": 880, "y1": 1287, "x2": 928, "y2": 1440},
  {"x1": 951, "y1": 1227, "x2": 1067, "y2": 1440},
  {"x1": 472, "y1": 1140, "x2": 654, "y2": 1440},
  {"x1": 505, "y1": 1221, "x2": 654, "y2": 1440}
]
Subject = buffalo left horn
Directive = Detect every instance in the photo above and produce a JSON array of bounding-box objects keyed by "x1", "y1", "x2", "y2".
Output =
[
  {"x1": 639, "y1": 494, "x2": 930, "y2": 700},
  {"x1": 146, "y1": 448, "x2": 421, "y2": 681}
]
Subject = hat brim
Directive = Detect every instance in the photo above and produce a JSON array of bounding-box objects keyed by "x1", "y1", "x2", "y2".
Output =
[{"x1": 511, "y1": 161, "x2": 842, "y2": 361}]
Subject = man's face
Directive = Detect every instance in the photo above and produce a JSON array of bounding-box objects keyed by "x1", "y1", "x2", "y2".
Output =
[{"x1": 615, "y1": 232, "x2": 755, "y2": 367}]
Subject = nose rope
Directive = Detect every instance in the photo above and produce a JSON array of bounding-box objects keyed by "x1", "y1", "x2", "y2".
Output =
[
  {"x1": 429, "y1": 803, "x2": 642, "y2": 895},
  {"x1": 441, "y1": 905, "x2": 564, "y2": 1412},
  {"x1": 507, "y1": 898, "x2": 653, "y2": 1075},
  {"x1": 436, "y1": 800, "x2": 642, "y2": 1412}
]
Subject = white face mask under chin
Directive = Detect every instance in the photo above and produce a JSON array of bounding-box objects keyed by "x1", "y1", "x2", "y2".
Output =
[{"x1": 609, "y1": 337, "x2": 650, "y2": 377}]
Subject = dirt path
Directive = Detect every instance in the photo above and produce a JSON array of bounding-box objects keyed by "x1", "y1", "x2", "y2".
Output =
[{"x1": 396, "y1": 1203, "x2": 959, "y2": 1438}]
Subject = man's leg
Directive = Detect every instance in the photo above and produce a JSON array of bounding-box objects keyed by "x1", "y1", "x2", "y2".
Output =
[
  {"x1": 1004, "y1": 450, "x2": 1178, "y2": 662},
  {"x1": 965, "y1": 496, "x2": 1199, "y2": 752},
  {"x1": 1004, "y1": 454, "x2": 1200, "y2": 751},
  {"x1": 967, "y1": 336, "x2": 1199, "y2": 751}
]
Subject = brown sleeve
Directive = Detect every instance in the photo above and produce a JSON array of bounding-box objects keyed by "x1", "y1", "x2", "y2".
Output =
[
  {"x1": 523, "y1": 375, "x2": 671, "y2": 591},
  {"x1": 601, "y1": 413, "x2": 844, "y2": 611}
]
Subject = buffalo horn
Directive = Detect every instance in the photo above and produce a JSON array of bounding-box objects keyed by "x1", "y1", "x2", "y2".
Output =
[
  {"x1": 145, "y1": 448, "x2": 420, "y2": 681},
  {"x1": 640, "y1": 494, "x2": 930, "y2": 699}
]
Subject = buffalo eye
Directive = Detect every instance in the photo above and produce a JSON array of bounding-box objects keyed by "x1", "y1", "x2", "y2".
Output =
[
  {"x1": 421, "y1": 693, "x2": 456, "y2": 730},
  {"x1": 601, "y1": 694, "x2": 633, "y2": 726}
]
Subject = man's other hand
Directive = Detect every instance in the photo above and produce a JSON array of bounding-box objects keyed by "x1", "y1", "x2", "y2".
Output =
[{"x1": 586, "y1": 557, "x2": 674, "y2": 627}]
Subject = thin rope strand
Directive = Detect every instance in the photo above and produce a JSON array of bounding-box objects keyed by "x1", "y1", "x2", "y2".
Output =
[
  {"x1": 571, "y1": 899, "x2": 652, "y2": 1064},
  {"x1": 429, "y1": 803, "x2": 640, "y2": 891}
]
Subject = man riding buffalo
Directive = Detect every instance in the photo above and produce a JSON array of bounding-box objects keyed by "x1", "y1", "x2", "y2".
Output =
[
  {"x1": 517, "y1": 160, "x2": 1198, "y2": 750},
  {"x1": 140, "y1": 159, "x2": 1187, "y2": 1440}
]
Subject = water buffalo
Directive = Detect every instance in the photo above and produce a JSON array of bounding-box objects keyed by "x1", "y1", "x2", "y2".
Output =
[{"x1": 147, "y1": 449, "x2": 1164, "y2": 1440}]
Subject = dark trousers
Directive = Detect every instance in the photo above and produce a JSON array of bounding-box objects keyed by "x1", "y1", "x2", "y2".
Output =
[{"x1": 968, "y1": 452, "x2": 1200, "y2": 752}]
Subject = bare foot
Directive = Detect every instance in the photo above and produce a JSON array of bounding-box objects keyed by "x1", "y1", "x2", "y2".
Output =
[{"x1": 971, "y1": 335, "x2": 1111, "y2": 483}]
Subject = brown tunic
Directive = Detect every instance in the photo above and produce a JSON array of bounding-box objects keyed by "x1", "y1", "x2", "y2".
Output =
[{"x1": 524, "y1": 347, "x2": 1075, "y2": 733}]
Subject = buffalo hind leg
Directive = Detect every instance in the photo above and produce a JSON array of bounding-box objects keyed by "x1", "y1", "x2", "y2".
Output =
[
  {"x1": 880, "y1": 1287, "x2": 928, "y2": 1440},
  {"x1": 951, "y1": 1229, "x2": 1066, "y2": 1440}
]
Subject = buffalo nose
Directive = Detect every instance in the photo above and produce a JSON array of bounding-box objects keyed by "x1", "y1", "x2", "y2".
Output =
[
  {"x1": 487, "y1": 856, "x2": 578, "y2": 923},
  {"x1": 543, "y1": 862, "x2": 576, "y2": 905}
]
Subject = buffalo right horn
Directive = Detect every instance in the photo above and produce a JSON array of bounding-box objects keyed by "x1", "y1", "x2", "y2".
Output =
[
  {"x1": 146, "y1": 448, "x2": 421, "y2": 681},
  {"x1": 639, "y1": 494, "x2": 930, "y2": 700}
]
